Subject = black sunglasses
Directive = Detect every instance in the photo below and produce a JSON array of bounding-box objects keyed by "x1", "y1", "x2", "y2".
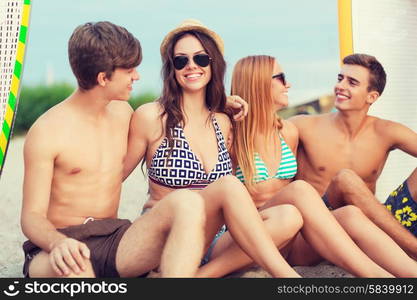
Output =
[
  {"x1": 272, "y1": 72, "x2": 286, "y2": 86},
  {"x1": 173, "y1": 53, "x2": 211, "y2": 70}
]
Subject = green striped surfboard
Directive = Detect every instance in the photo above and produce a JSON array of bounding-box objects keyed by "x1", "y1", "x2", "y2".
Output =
[{"x1": 0, "y1": 0, "x2": 31, "y2": 177}]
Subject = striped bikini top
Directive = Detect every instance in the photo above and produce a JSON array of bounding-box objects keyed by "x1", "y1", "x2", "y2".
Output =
[
  {"x1": 148, "y1": 116, "x2": 233, "y2": 189},
  {"x1": 235, "y1": 135, "x2": 297, "y2": 183}
]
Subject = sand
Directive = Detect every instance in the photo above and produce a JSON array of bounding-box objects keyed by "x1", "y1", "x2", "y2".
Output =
[{"x1": 0, "y1": 136, "x2": 352, "y2": 278}]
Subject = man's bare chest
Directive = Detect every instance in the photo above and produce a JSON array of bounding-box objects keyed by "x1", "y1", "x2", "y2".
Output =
[
  {"x1": 54, "y1": 127, "x2": 128, "y2": 175},
  {"x1": 302, "y1": 131, "x2": 389, "y2": 181}
]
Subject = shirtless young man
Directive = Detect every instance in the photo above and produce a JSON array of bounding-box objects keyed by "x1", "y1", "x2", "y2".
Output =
[
  {"x1": 290, "y1": 53, "x2": 417, "y2": 259},
  {"x1": 20, "y1": 21, "x2": 209, "y2": 278}
]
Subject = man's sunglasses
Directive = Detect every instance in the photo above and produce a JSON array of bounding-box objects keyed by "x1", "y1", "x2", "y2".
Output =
[
  {"x1": 272, "y1": 72, "x2": 286, "y2": 86},
  {"x1": 173, "y1": 54, "x2": 211, "y2": 70}
]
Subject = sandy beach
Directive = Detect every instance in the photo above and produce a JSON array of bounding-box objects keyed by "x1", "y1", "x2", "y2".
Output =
[{"x1": 0, "y1": 136, "x2": 353, "y2": 278}]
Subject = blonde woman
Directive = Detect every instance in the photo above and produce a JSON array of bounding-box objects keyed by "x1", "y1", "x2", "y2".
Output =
[{"x1": 197, "y1": 55, "x2": 417, "y2": 278}]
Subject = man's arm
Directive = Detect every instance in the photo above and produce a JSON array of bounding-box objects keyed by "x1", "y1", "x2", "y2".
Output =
[
  {"x1": 287, "y1": 114, "x2": 309, "y2": 135},
  {"x1": 21, "y1": 122, "x2": 89, "y2": 276},
  {"x1": 383, "y1": 120, "x2": 417, "y2": 157}
]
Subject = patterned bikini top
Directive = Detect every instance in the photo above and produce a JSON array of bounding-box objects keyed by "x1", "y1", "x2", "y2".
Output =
[
  {"x1": 148, "y1": 116, "x2": 233, "y2": 189},
  {"x1": 235, "y1": 135, "x2": 297, "y2": 183}
]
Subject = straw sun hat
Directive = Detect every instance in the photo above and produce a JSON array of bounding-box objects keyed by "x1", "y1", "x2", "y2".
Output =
[{"x1": 160, "y1": 19, "x2": 224, "y2": 56}]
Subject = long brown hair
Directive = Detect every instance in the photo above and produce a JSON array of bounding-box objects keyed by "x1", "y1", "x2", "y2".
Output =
[
  {"x1": 159, "y1": 30, "x2": 227, "y2": 149},
  {"x1": 231, "y1": 55, "x2": 283, "y2": 190}
]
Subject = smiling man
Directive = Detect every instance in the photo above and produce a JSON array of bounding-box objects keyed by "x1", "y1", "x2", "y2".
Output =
[{"x1": 290, "y1": 53, "x2": 417, "y2": 259}]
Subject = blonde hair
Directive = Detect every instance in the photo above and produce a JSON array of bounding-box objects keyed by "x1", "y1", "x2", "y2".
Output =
[{"x1": 231, "y1": 55, "x2": 283, "y2": 190}]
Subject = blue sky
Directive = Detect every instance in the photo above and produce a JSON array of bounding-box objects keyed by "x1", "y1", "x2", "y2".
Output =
[{"x1": 23, "y1": 0, "x2": 340, "y2": 105}]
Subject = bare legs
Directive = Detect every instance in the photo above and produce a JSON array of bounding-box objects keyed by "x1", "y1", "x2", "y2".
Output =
[
  {"x1": 333, "y1": 205, "x2": 417, "y2": 277},
  {"x1": 116, "y1": 189, "x2": 206, "y2": 277},
  {"x1": 196, "y1": 171, "x2": 417, "y2": 278},
  {"x1": 264, "y1": 180, "x2": 394, "y2": 277},
  {"x1": 326, "y1": 168, "x2": 417, "y2": 260},
  {"x1": 197, "y1": 180, "x2": 393, "y2": 278},
  {"x1": 198, "y1": 175, "x2": 301, "y2": 277},
  {"x1": 196, "y1": 204, "x2": 303, "y2": 277}
]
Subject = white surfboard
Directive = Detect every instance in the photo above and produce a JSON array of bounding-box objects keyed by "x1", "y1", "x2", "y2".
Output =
[{"x1": 0, "y1": 0, "x2": 31, "y2": 177}]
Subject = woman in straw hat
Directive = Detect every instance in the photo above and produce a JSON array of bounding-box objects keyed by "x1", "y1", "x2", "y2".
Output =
[
  {"x1": 123, "y1": 20, "x2": 305, "y2": 277},
  {"x1": 196, "y1": 55, "x2": 417, "y2": 278}
]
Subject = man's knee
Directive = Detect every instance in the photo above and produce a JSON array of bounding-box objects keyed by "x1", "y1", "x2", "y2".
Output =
[
  {"x1": 28, "y1": 251, "x2": 54, "y2": 278},
  {"x1": 29, "y1": 251, "x2": 95, "y2": 278},
  {"x1": 329, "y1": 169, "x2": 372, "y2": 207},
  {"x1": 332, "y1": 169, "x2": 362, "y2": 189},
  {"x1": 64, "y1": 259, "x2": 95, "y2": 278}
]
